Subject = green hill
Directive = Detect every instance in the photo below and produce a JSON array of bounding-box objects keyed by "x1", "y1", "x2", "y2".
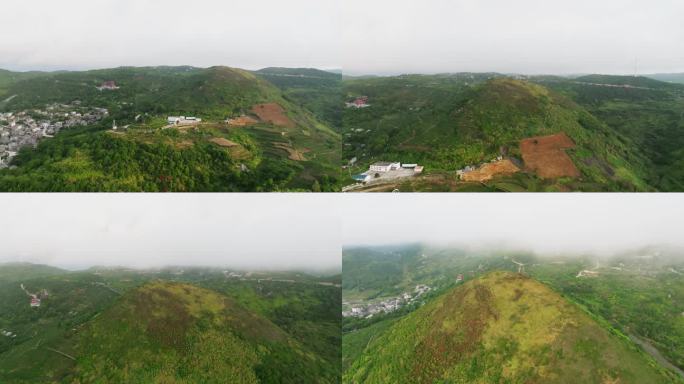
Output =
[
  {"x1": 256, "y1": 67, "x2": 343, "y2": 130},
  {"x1": 646, "y1": 74, "x2": 684, "y2": 85},
  {"x1": 343, "y1": 75, "x2": 652, "y2": 191},
  {"x1": 0, "y1": 66, "x2": 341, "y2": 192},
  {"x1": 344, "y1": 271, "x2": 682, "y2": 384},
  {"x1": 71, "y1": 281, "x2": 331, "y2": 383},
  {"x1": 533, "y1": 75, "x2": 684, "y2": 191},
  {"x1": 0, "y1": 265, "x2": 341, "y2": 383},
  {"x1": 0, "y1": 263, "x2": 66, "y2": 282}
]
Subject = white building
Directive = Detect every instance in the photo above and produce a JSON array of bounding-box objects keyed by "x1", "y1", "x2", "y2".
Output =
[
  {"x1": 369, "y1": 162, "x2": 401, "y2": 172},
  {"x1": 167, "y1": 116, "x2": 202, "y2": 126}
]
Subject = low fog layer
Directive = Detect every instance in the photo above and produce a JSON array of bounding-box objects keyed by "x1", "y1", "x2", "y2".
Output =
[
  {"x1": 343, "y1": 0, "x2": 684, "y2": 75},
  {"x1": 342, "y1": 194, "x2": 684, "y2": 257},
  {"x1": 0, "y1": 0, "x2": 340, "y2": 71},
  {"x1": 0, "y1": 194, "x2": 340, "y2": 271}
]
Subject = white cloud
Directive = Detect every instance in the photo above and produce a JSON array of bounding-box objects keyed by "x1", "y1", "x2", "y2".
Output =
[
  {"x1": 0, "y1": 194, "x2": 341, "y2": 271},
  {"x1": 341, "y1": 194, "x2": 684, "y2": 256}
]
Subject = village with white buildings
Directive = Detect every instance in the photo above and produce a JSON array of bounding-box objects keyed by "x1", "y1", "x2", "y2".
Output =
[
  {"x1": 166, "y1": 116, "x2": 202, "y2": 127},
  {"x1": 0, "y1": 103, "x2": 109, "y2": 169},
  {"x1": 347, "y1": 161, "x2": 424, "y2": 187},
  {"x1": 343, "y1": 284, "x2": 433, "y2": 318}
]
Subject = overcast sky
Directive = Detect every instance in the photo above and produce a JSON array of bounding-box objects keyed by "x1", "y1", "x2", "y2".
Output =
[
  {"x1": 2, "y1": 1, "x2": 683, "y2": 75},
  {"x1": 0, "y1": 0, "x2": 341, "y2": 71},
  {"x1": 342, "y1": 194, "x2": 684, "y2": 257},
  {"x1": 343, "y1": 0, "x2": 684, "y2": 75},
  {"x1": 0, "y1": 194, "x2": 340, "y2": 271}
]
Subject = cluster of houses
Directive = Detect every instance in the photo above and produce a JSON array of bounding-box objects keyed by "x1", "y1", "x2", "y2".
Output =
[
  {"x1": 576, "y1": 270, "x2": 600, "y2": 278},
  {"x1": 346, "y1": 96, "x2": 370, "y2": 108},
  {"x1": 342, "y1": 284, "x2": 432, "y2": 318},
  {"x1": 166, "y1": 116, "x2": 202, "y2": 127},
  {"x1": 1, "y1": 329, "x2": 16, "y2": 338},
  {"x1": 223, "y1": 271, "x2": 244, "y2": 279},
  {"x1": 352, "y1": 161, "x2": 424, "y2": 183},
  {"x1": 0, "y1": 103, "x2": 109, "y2": 168},
  {"x1": 97, "y1": 81, "x2": 119, "y2": 91}
]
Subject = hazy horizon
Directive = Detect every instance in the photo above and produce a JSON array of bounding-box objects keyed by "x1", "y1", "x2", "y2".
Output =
[
  {"x1": 0, "y1": 194, "x2": 341, "y2": 272},
  {"x1": 3, "y1": 64, "x2": 682, "y2": 79},
  {"x1": 2, "y1": 1, "x2": 682, "y2": 75},
  {"x1": 0, "y1": 0, "x2": 341, "y2": 72},
  {"x1": 343, "y1": 0, "x2": 684, "y2": 76},
  {"x1": 342, "y1": 194, "x2": 684, "y2": 258}
]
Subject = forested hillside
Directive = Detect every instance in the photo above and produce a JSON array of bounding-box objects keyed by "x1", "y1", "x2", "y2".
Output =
[
  {"x1": 343, "y1": 74, "x2": 684, "y2": 191},
  {"x1": 0, "y1": 66, "x2": 341, "y2": 191},
  {"x1": 0, "y1": 264, "x2": 341, "y2": 383}
]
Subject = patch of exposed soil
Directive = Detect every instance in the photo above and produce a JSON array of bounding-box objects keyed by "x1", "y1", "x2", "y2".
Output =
[
  {"x1": 251, "y1": 103, "x2": 295, "y2": 128},
  {"x1": 520, "y1": 132, "x2": 580, "y2": 179},
  {"x1": 226, "y1": 115, "x2": 259, "y2": 127},
  {"x1": 461, "y1": 159, "x2": 520, "y2": 182}
]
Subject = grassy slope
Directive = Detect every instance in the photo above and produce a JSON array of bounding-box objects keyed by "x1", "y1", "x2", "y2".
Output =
[
  {"x1": 345, "y1": 271, "x2": 681, "y2": 384},
  {"x1": 533, "y1": 75, "x2": 684, "y2": 191},
  {"x1": 0, "y1": 66, "x2": 341, "y2": 191},
  {"x1": 0, "y1": 273, "x2": 129, "y2": 383},
  {"x1": 342, "y1": 318, "x2": 397, "y2": 371},
  {"x1": 255, "y1": 68, "x2": 343, "y2": 131},
  {"x1": 646, "y1": 74, "x2": 684, "y2": 85},
  {"x1": 343, "y1": 75, "x2": 654, "y2": 191},
  {"x1": 0, "y1": 69, "x2": 49, "y2": 100},
  {"x1": 71, "y1": 281, "x2": 329, "y2": 384},
  {"x1": 530, "y1": 262, "x2": 684, "y2": 375},
  {"x1": 0, "y1": 266, "x2": 341, "y2": 383},
  {"x1": 199, "y1": 277, "x2": 342, "y2": 382},
  {"x1": 0, "y1": 263, "x2": 66, "y2": 282}
]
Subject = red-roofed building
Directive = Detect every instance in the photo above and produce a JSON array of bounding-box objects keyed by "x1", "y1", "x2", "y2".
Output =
[{"x1": 98, "y1": 81, "x2": 119, "y2": 91}]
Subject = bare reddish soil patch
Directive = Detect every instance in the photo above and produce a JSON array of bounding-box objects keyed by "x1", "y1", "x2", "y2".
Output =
[
  {"x1": 226, "y1": 115, "x2": 259, "y2": 127},
  {"x1": 461, "y1": 159, "x2": 520, "y2": 182},
  {"x1": 251, "y1": 103, "x2": 295, "y2": 128},
  {"x1": 520, "y1": 132, "x2": 580, "y2": 179}
]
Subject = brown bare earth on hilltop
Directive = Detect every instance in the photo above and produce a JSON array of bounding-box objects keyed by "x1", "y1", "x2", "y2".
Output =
[
  {"x1": 226, "y1": 115, "x2": 259, "y2": 127},
  {"x1": 273, "y1": 142, "x2": 307, "y2": 161},
  {"x1": 251, "y1": 103, "x2": 295, "y2": 128},
  {"x1": 461, "y1": 159, "x2": 520, "y2": 182},
  {"x1": 520, "y1": 132, "x2": 580, "y2": 179}
]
